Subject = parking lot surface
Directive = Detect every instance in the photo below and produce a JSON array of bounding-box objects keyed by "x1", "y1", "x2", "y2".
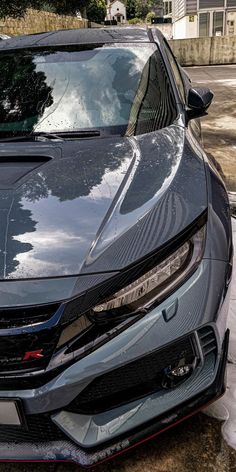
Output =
[
  {"x1": 1, "y1": 65, "x2": 236, "y2": 471},
  {"x1": 188, "y1": 64, "x2": 236, "y2": 191}
]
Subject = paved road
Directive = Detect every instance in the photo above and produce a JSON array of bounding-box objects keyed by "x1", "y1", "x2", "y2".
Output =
[
  {"x1": 1, "y1": 66, "x2": 236, "y2": 472},
  {"x1": 187, "y1": 65, "x2": 236, "y2": 191}
]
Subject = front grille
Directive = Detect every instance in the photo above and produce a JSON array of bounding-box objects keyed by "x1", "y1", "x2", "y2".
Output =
[
  {"x1": 0, "y1": 303, "x2": 61, "y2": 374},
  {"x1": 0, "y1": 326, "x2": 60, "y2": 373},
  {"x1": 198, "y1": 326, "x2": 217, "y2": 357},
  {"x1": 0, "y1": 414, "x2": 65, "y2": 443},
  {"x1": 0, "y1": 303, "x2": 60, "y2": 329},
  {"x1": 69, "y1": 336, "x2": 197, "y2": 415}
]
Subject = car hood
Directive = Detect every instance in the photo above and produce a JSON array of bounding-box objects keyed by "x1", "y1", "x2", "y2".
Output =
[{"x1": 0, "y1": 124, "x2": 207, "y2": 280}]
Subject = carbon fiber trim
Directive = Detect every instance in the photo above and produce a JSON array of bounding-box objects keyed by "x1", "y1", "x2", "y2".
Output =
[{"x1": 62, "y1": 211, "x2": 207, "y2": 323}]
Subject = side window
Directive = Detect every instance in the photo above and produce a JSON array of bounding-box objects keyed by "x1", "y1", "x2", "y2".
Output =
[
  {"x1": 126, "y1": 51, "x2": 178, "y2": 136},
  {"x1": 162, "y1": 40, "x2": 186, "y2": 103}
]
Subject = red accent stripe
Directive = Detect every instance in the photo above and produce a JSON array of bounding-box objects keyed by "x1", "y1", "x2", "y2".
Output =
[
  {"x1": 89, "y1": 396, "x2": 220, "y2": 468},
  {"x1": 0, "y1": 394, "x2": 222, "y2": 468}
]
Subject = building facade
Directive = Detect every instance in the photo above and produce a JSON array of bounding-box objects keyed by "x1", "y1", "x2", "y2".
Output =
[
  {"x1": 105, "y1": 0, "x2": 127, "y2": 24},
  {"x1": 163, "y1": 0, "x2": 173, "y2": 17},
  {"x1": 172, "y1": 0, "x2": 236, "y2": 38}
]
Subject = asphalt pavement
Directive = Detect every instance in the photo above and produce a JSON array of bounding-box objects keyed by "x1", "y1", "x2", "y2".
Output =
[
  {"x1": 1, "y1": 65, "x2": 236, "y2": 472},
  {"x1": 187, "y1": 64, "x2": 236, "y2": 191}
]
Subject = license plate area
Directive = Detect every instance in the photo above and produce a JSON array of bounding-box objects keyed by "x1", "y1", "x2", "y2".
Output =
[{"x1": 0, "y1": 399, "x2": 25, "y2": 427}]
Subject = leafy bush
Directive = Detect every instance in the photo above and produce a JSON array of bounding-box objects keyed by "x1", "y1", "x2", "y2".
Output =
[
  {"x1": 128, "y1": 17, "x2": 142, "y2": 24},
  {"x1": 146, "y1": 11, "x2": 155, "y2": 23},
  {"x1": 40, "y1": 2, "x2": 56, "y2": 13}
]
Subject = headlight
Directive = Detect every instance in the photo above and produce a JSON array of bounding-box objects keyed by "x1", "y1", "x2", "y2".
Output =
[{"x1": 92, "y1": 225, "x2": 206, "y2": 318}]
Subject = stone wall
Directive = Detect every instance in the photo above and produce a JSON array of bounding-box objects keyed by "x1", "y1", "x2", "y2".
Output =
[
  {"x1": 169, "y1": 35, "x2": 236, "y2": 66},
  {"x1": 152, "y1": 24, "x2": 173, "y2": 40},
  {"x1": 0, "y1": 9, "x2": 89, "y2": 36}
]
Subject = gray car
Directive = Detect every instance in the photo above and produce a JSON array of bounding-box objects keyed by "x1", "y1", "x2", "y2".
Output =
[{"x1": 0, "y1": 27, "x2": 232, "y2": 467}]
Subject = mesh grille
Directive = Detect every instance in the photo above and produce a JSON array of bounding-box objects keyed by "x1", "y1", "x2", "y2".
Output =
[
  {"x1": 0, "y1": 303, "x2": 59, "y2": 329},
  {"x1": 0, "y1": 414, "x2": 65, "y2": 443},
  {"x1": 70, "y1": 336, "x2": 196, "y2": 414},
  {"x1": 0, "y1": 301, "x2": 60, "y2": 375},
  {"x1": 0, "y1": 327, "x2": 59, "y2": 373}
]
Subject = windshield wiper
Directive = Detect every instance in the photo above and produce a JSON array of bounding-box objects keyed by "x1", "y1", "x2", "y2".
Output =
[
  {"x1": 0, "y1": 132, "x2": 64, "y2": 143},
  {"x1": 0, "y1": 130, "x2": 101, "y2": 142},
  {"x1": 58, "y1": 130, "x2": 101, "y2": 139}
]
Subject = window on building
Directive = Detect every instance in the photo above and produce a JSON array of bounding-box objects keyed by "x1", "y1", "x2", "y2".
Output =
[
  {"x1": 164, "y1": 1, "x2": 172, "y2": 15},
  {"x1": 199, "y1": 12, "x2": 210, "y2": 37},
  {"x1": 199, "y1": 0, "x2": 224, "y2": 8},
  {"x1": 213, "y1": 11, "x2": 224, "y2": 36}
]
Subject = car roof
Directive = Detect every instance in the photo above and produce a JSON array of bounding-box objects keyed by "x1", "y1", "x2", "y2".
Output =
[{"x1": 0, "y1": 27, "x2": 156, "y2": 52}]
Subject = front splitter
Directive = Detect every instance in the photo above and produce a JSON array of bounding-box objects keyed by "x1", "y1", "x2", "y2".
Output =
[{"x1": 0, "y1": 330, "x2": 229, "y2": 468}]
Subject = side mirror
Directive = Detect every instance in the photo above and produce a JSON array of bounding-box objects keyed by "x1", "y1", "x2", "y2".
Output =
[
  {"x1": 228, "y1": 192, "x2": 236, "y2": 218},
  {"x1": 187, "y1": 87, "x2": 214, "y2": 120}
]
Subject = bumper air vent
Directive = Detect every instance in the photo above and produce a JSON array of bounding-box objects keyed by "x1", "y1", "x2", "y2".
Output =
[
  {"x1": 68, "y1": 336, "x2": 196, "y2": 415},
  {"x1": 198, "y1": 326, "x2": 217, "y2": 357}
]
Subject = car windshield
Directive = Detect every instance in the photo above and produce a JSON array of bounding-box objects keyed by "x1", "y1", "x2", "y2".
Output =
[{"x1": 0, "y1": 44, "x2": 177, "y2": 138}]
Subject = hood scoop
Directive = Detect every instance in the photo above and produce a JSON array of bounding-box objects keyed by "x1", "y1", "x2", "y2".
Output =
[{"x1": 0, "y1": 156, "x2": 51, "y2": 189}]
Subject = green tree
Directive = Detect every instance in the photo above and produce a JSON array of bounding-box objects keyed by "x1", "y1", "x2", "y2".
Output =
[
  {"x1": 126, "y1": 0, "x2": 136, "y2": 20},
  {"x1": 86, "y1": 0, "x2": 106, "y2": 23},
  {"x1": 149, "y1": 0, "x2": 163, "y2": 16},
  {"x1": 128, "y1": 0, "x2": 162, "y2": 20},
  {"x1": 48, "y1": 0, "x2": 89, "y2": 16},
  {"x1": 0, "y1": 0, "x2": 90, "y2": 18},
  {"x1": 0, "y1": 0, "x2": 41, "y2": 18},
  {"x1": 146, "y1": 10, "x2": 155, "y2": 23},
  {"x1": 40, "y1": 2, "x2": 57, "y2": 13},
  {"x1": 135, "y1": 0, "x2": 149, "y2": 20}
]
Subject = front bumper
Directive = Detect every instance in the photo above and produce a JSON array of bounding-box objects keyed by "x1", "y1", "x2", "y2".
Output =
[
  {"x1": 0, "y1": 256, "x2": 231, "y2": 466},
  {"x1": 0, "y1": 329, "x2": 229, "y2": 467}
]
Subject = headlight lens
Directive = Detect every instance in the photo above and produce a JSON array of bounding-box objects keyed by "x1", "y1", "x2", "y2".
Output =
[{"x1": 93, "y1": 225, "x2": 206, "y2": 317}]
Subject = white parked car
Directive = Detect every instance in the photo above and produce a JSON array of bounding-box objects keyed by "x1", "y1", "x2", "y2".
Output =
[{"x1": 0, "y1": 34, "x2": 10, "y2": 40}]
